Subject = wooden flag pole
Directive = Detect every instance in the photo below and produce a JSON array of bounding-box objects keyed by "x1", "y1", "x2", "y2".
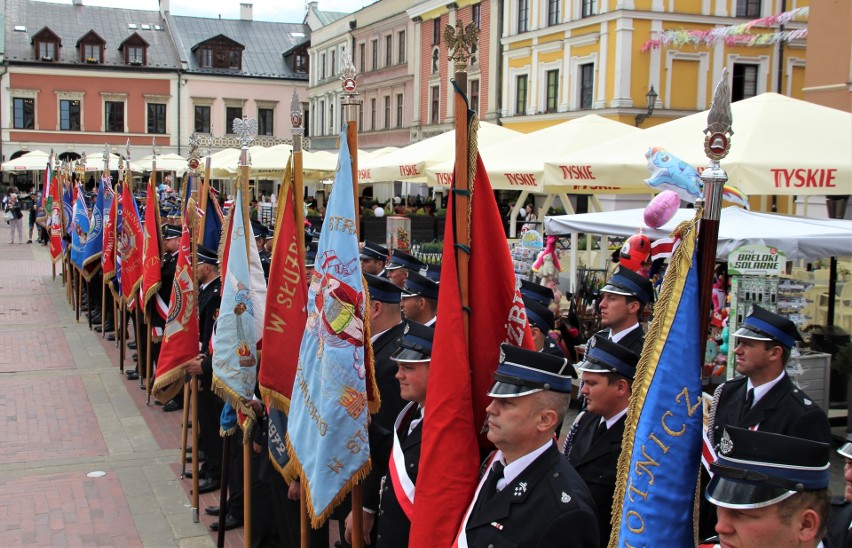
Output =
[
  {"x1": 180, "y1": 381, "x2": 190, "y2": 476},
  {"x1": 187, "y1": 195, "x2": 201, "y2": 523},
  {"x1": 446, "y1": 20, "x2": 477, "y2": 345},
  {"x1": 235, "y1": 115, "x2": 256, "y2": 548},
  {"x1": 217, "y1": 434, "x2": 231, "y2": 548},
  {"x1": 340, "y1": 51, "x2": 365, "y2": 548}
]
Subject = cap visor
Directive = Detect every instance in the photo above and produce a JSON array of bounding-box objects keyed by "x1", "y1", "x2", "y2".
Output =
[
  {"x1": 486, "y1": 381, "x2": 543, "y2": 398},
  {"x1": 391, "y1": 348, "x2": 430, "y2": 362},
  {"x1": 601, "y1": 284, "x2": 633, "y2": 297},
  {"x1": 385, "y1": 264, "x2": 403, "y2": 270},
  {"x1": 575, "y1": 360, "x2": 614, "y2": 375},
  {"x1": 838, "y1": 441, "x2": 852, "y2": 459},
  {"x1": 732, "y1": 326, "x2": 773, "y2": 342},
  {"x1": 705, "y1": 475, "x2": 796, "y2": 509}
]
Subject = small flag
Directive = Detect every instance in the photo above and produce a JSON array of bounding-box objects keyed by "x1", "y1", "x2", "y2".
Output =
[
  {"x1": 81, "y1": 179, "x2": 109, "y2": 280},
  {"x1": 119, "y1": 183, "x2": 144, "y2": 304},
  {"x1": 141, "y1": 174, "x2": 163, "y2": 312},
  {"x1": 70, "y1": 187, "x2": 89, "y2": 269}
]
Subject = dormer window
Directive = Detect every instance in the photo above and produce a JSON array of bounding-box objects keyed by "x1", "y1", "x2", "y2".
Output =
[
  {"x1": 119, "y1": 32, "x2": 149, "y2": 66},
  {"x1": 77, "y1": 30, "x2": 106, "y2": 64},
  {"x1": 32, "y1": 27, "x2": 61, "y2": 62},
  {"x1": 295, "y1": 51, "x2": 307, "y2": 73},
  {"x1": 192, "y1": 35, "x2": 244, "y2": 70}
]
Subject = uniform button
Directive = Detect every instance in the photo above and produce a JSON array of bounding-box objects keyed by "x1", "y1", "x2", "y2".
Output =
[
  {"x1": 379, "y1": 510, "x2": 384, "y2": 517},
  {"x1": 552, "y1": 472, "x2": 559, "y2": 478},
  {"x1": 488, "y1": 544, "x2": 494, "y2": 548},
  {"x1": 409, "y1": 463, "x2": 414, "y2": 469},
  {"x1": 377, "y1": 535, "x2": 382, "y2": 542}
]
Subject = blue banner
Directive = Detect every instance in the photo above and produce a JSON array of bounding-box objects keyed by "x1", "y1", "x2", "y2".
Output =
[
  {"x1": 287, "y1": 128, "x2": 371, "y2": 526},
  {"x1": 114, "y1": 182, "x2": 122, "y2": 294},
  {"x1": 82, "y1": 179, "x2": 109, "y2": 269},
  {"x1": 212, "y1": 191, "x2": 267, "y2": 432},
  {"x1": 203, "y1": 190, "x2": 223, "y2": 251},
  {"x1": 70, "y1": 189, "x2": 89, "y2": 269},
  {"x1": 62, "y1": 182, "x2": 73, "y2": 251},
  {"x1": 611, "y1": 213, "x2": 703, "y2": 547}
]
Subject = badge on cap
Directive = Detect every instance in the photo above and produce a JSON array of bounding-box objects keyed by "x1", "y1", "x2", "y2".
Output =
[
  {"x1": 719, "y1": 429, "x2": 734, "y2": 456},
  {"x1": 561, "y1": 492, "x2": 572, "y2": 504},
  {"x1": 587, "y1": 336, "x2": 597, "y2": 351},
  {"x1": 404, "y1": 322, "x2": 410, "y2": 334},
  {"x1": 498, "y1": 347, "x2": 505, "y2": 364}
]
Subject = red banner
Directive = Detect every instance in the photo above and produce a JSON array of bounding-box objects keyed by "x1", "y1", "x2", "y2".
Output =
[
  {"x1": 259, "y1": 182, "x2": 307, "y2": 409},
  {"x1": 152, "y1": 214, "x2": 199, "y2": 404},
  {"x1": 47, "y1": 174, "x2": 63, "y2": 263},
  {"x1": 409, "y1": 153, "x2": 535, "y2": 547},
  {"x1": 102, "y1": 187, "x2": 117, "y2": 281},
  {"x1": 141, "y1": 175, "x2": 162, "y2": 312},
  {"x1": 119, "y1": 184, "x2": 144, "y2": 304}
]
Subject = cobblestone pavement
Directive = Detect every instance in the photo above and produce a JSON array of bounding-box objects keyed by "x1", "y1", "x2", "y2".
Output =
[{"x1": 0, "y1": 243, "x2": 215, "y2": 547}]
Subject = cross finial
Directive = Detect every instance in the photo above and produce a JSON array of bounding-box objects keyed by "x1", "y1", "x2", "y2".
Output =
[
  {"x1": 291, "y1": 88, "x2": 303, "y2": 134},
  {"x1": 340, "y1": 51, "x2": 358, "y2": 95},
  {"x1": 125, "y1": 139, "x2": 132, "y2": 162},
  {"x1": 102, "y1": 144, "x2": 110, "y2": 169}
]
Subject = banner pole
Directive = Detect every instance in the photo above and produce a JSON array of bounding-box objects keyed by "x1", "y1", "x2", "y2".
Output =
[
  {"x1": 217, "y1": 434, "x2": 231, "y2": 548},
  {"x1": 180, "y1": 382, "x2": 190, "y2": 477},
  {"x1": 291, "y1": 90, "x2": 306, "y2": 263},
  {"x1": 119, "y1": 306, "x2": 126, "y2": 373},
  {"x1": 101, "y1": 276, "x2": 106, "y2": 335},
  {"x1": 190, "y1": 377, "x2": 200, "y2": 522},
  {"x1": 446, "y1": 19, "x2": 475, "y2": 345},
  {"x1": 145, "y1": 308, "x2": 153, "y2": 404},
  {"x1": 340, "y1": 51, "x2": 365, "y2": 548}
]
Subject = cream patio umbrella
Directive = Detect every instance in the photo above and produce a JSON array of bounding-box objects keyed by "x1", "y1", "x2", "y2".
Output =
[
  {"x1": 225, "y1": 145, "x2": 338, "y2": 181},
  {"x1": 360, "y1": 121, "x2": 521, "y2": 183},
  {"x1": 135, "y1": 153, "x2": 189, "y2": 175},
  {"x1": 0, "y1": 150, "x2": 51, "y2": 172},
  {"x1": 542, "y1": 93, "x2": 852, "y2": 196},
  {"x1": 425, "y1": 115, "x2": 645, "y2": 193}
]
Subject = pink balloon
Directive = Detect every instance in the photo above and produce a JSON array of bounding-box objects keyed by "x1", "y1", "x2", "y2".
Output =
[{"x1": 644, "y1": 190, "x2": 681, "y2": 228}]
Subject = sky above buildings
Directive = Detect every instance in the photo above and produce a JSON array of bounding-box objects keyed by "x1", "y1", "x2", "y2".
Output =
[{"x1": 34, "y1": 0, "x2": 374, "y2": 23}]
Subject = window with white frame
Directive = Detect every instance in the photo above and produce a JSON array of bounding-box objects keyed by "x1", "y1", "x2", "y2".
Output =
[
  {"x1": 430, "y1": 86, "x2": 440, "y2": 125},
  {"x1": 13, "y1": 97, "x2": 35, "y2": 129},
  {"x1": 545, "y1": 69, "x2": 559, "y2": 112},
  {"x1": 548, "y1": 0, "x2": 560, "y2": 25},
  {"x1": 515, "y1": 75, "x2": 528, "y2": 115},
  {"x1": 579, "y1": 63, "x2": 594, "y2": 109},
  {"x1": 518, "y1": 0, "x2": 529, "y2": 32},
  {"x1": 470, "y1": 79, "x2": 480, "y2": 116},
  {"x1": 732, "y1": 63, "x2": 759, "y2": 101}
]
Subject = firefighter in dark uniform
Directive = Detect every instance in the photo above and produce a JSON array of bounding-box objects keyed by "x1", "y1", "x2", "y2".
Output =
[
  {"x1": 460, "y1": 345, "x2": 599, "y2": 547},
  {"x1": 520, "y1": 278, "x2": 555, "y2": 307},
  {"x1": 826, "y1": 433, "x2": 852, "y2": 548},
  {"x1": 564, "y1": 334, "x2": 640, "y2": 546},
  {"x1": 385, "y1": 249, "x2": 425, "y2": 289},
  {"x1": 360, "y1": 240, "x2": 390, "y2": 276},
  {"x1": 701, "y1": 304, "x2": 832, "y2": 540},
  {"x1": 346, "y1": 321, "x2": 434, "y2": 548},
  {"x1": 705, "y1": 426, "x2": 831, "y2": 548},
  {"x1": 184, "y1": 245, "x2": 223, "y2": 491},
  {"x1": 595, "y1": 266, "x2": 654, "y2": 356},
  {"x1": 252, "y1": 221, "x2": 271, "y2": 282},
  {"x1": 523, "y1": 295, "x2": 568, "y2": 361},
  {"x1": 400, "y1": 271, "x2": 438, "y2": 327},
  {"x1": 153, "y1": 224, "x2": 181, "y2": 410}
]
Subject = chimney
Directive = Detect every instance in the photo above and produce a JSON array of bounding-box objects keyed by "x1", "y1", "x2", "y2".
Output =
[
  {"x1": 72, "y1": 0, "x2": 83, "y2": 5},
  {"x1": 240, "y1": 3, "x2": 253, "y2": 21},
  {"x1": 159, "y1": 0, "x2": 170, "y2": 14}
]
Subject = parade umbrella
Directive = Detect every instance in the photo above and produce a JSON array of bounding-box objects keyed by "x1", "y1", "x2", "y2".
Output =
[
  {"x1": 426, "y1": 115, "x2": 644, "y2": 193},
  {"x1": 542, "y1": 93, "x2": 852, "y2": 196},
  {"x1": 0, "y1": 150, "x2": 51, "y2": 172},
  {"x1": 359, "y1": 121, "x2": 521, "y2": 183},
  {"x1": 545, "y1": 206, "x2": 852, "y2": 260},
  {"x1": 135, "y1": 153, "x2": 189, "y2": 175}
]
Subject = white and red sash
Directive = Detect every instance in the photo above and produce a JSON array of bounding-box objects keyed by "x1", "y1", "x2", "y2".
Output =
[{"x1": 387, "y1": 402, "x2": 419, "y2": 520}]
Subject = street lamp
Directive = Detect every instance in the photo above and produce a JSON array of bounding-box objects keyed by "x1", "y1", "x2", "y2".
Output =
[{"x1": 635, "y1": 85, "x2": 658, "y2": 127}]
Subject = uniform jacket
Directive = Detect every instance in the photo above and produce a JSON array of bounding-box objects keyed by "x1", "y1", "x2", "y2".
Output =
[
  {"x1": 198, "y1": 278, "x2": 221, "y2": 390},
  {"x1": 566, "y1": 411, "x2": 626, "y2": 546},
  {"x1": 597, "y1": 326, "x2": 645, "y2": 356},
  {"x1": 826, "y1": 496, "x2": 852, "y2": 548},
  {"x1": 541, "y1": 337, "x2": 567, "y2": 360},
  {"x1": 464, "y1": 443, "x2": 599, "y2": 548},
  {"x1": 709, "y1": 373, "x2": 831, "y2": 446},
  {"x1": 152, "y1": 251, "x2": 177, "y2": 329},
  {"x1": 375, "y1": 405, "x2": 421, "y2": 548},
  {"x1": 259, "y1": 249, "x2": 271, "y2": 282},
  {"x1": 372, "y1": 322, "x2": 407, "y2": 431}
]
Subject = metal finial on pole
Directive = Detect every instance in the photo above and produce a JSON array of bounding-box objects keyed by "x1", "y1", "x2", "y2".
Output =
[
  {"x1": 697, "y1": 68, "x2": 731, "y2": 371},
  {"x1": 152, "y1": 137, "x2": 158, "y2": 172},
  {"x1": 126, "y1": 138, "x2": 132, "y2": 163},
  {"x1": 102, "y1": 144, "x2": 110, "y2": 174},
  {"x1": 234, "y1": 116, "x2": 257, "y2": 167},
  {"x1": 444, "y1": 18, "x2": 479, "y2": 73}
]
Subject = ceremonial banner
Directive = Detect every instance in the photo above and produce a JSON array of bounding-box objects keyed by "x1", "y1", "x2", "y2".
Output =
[
  {"x1": 211, "y1": 190, "x2": 267, "y2": 436},
  {"x1": 609, "y1": 211, "x2": 702, "y2": 547},
  {"x1": 62, "y1": 181, "x2": 73, "y2": 249},
  {"x1": 119, "y1": 183, "x2": 144, "y2": 304},
  {"x1": 114, "y1": 183, "x2": 123, "y2": 296},
  {"x1": 259, "y1": 159, "x2": 307, "y2": 479},
  {"x1": 70, "y1": 188, "x2": 89, "y2": 269},
  {"x1": 141, "y1": 174, "x2": 163, "y2": 311},
  {"x1": 287, "y1": 130, "x2": 375, "y2": 526},
  {"x1": 202, "y1": 188, "x2": 224, "y2": 251},
  {"x1": 102, "y1": 184, "x2": 117, "y2": 283},
  {"x1": 81, "y1": 179, "x2": 108, "y2": 280},
  {"x1": 47, "y1": 170, "x2": 63, "y2": 263},
  {"x1": 410, "y1": 149, "x2": 535, "y2": 546},
  {"x1": 152, "y1": 205, "x2": 200, "y2": 404}
]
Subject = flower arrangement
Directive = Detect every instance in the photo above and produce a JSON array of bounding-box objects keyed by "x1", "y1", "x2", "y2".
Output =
[{"x1": 396, "y1": 226, "x2": 409, "y2": 250}]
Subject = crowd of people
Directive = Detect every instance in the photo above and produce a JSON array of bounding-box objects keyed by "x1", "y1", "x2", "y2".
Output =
[{"x1": 58, "y1": 184, "x2": 849, "y2": 547}]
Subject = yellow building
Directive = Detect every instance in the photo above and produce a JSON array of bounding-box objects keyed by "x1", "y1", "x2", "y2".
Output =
[{"x1": 499, "y1": 0, "x2": 808, "y2": 133}]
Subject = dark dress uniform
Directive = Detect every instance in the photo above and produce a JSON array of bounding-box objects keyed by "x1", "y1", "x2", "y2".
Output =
[
  {"x1": 197, "y1": 277, "x2": 223, "y2": 482},
  {"x1": 375, "y1": 403, "x2": 422, "y2": 548},
  {"x1": 371, "y1": 322, "x2": 407, "y2": 431},
  {"x1": 826, "y1": 496, "x2": 852, "y2": 548},
  {"x1": 596, "y1": 326, "x2": 645, "y2": 357},
  {"x1": 541, "y1": 337, "x2": 566, "y2": 359},
  {"x1": 708, "y1": 373, "x2": 831, "y2": 446},
  {"x1": 463, "y1": 443, "x2": 599, "y2": 548},
  {"x1": 566, "y1": 412, "x2": 625, "y2": 546},
  {"x1": 259, "y1": 249, "x2": 271, "y2": 282}
]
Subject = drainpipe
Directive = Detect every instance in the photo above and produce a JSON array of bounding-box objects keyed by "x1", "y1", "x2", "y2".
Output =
[
  {"x1": 495, "y1": 0, "x2": 504, "y2": 126},
  {"x1": 0, "y1": 63, "x2": 7, "y2": 168}
]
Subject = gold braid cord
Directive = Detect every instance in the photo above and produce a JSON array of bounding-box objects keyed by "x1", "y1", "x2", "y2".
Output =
[
  {"x1": 466, "y1": 113, "x2": 479, "y2": 243},
  {"x1": 608, "y1": 211, "x2": 701, "y2": 547}
]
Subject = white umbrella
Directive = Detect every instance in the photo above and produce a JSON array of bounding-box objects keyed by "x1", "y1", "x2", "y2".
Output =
[
  {"x1": 543, "y1": 93, "x2": 852, "y2": 196},
  {"x1": 1, "y1": 150, "x2": 51, "y2": 172},
  {"x1": 135, "y1": 153, "x2": 189, "y2": 175},
  {"x1": 360, "y1": 121, "x2": 521, "y2": 183},
  {"x1": 426, "y1": 115, "x2": 643, "y2": 193}
]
